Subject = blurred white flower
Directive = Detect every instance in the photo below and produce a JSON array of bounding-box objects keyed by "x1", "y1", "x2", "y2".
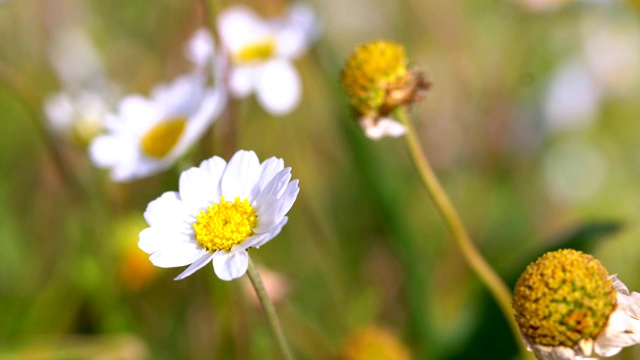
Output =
[
  {"x1": 48, "y1": 26, "x2": 108, "y2": 92},
  {"x1": 580, "y1": 13, "x2": 640, "y2": 96},
  {"x1": 44, "y1": 90, "x2": 110, "y2": 146},
  {"x1": 543, "y1": 59, "x2": 602, "y2": 133},
  {"x1": 515, "y1": 0, "x2": 575, "y2": 12},
  {"x1": 216, "y1": 3, "x2": 317, "y2": 115},
  {"x1": 139, "y1": 150, "x2": 299, "y2": 281},
  {"x1": 89, "y1": 73, "x2": 226, "y2": 182}
]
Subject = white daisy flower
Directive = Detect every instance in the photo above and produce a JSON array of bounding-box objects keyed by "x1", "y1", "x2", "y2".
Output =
[
  {"x1": 513, "y1": 249, "x2": 640, "y2": 360},
  {"x1": 89, "y1": 73, "x2": 226, "y2": 182},
  {"x1": 216, "y1": 3, "x2": 317, "y2": 115},
  {"x1": 44, "y1": 90, "x2": 110, "y2": 146},
  {"x1": 139, "y1": 150, "x2": 299, "y2": 281}
]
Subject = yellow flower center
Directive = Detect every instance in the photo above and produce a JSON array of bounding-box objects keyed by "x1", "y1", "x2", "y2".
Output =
[
  {"x1": 192, "y1": 196, "x2": 257, "y2": 252},
  {"x1": 512, "y1": 249, "x2": 617, "y2": 348},
  {"x1": 234, "y1": 38, "x2": 276, "y2": 64},
  {"x1": 139, "y1": 117, "x2": 186, "y2": 158},
  {"x1": 340, "y1": 40, "x2": 412, "y2": 117}
]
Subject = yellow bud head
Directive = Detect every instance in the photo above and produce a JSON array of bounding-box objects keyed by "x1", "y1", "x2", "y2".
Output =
[
  {"x1": 340, "y1": 40, "x2": 428, "y2": 118},
  {"x1": 513, "y1": 249, "x2": 617, "y2": 348}
]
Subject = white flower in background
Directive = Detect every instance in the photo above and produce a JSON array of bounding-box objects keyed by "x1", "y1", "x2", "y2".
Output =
[
  {"x1": 139, "y1": 150, "x2": 299, "y2": 281},
  {"x1": 515, "y1": 0, "x2": 575, "y2": 12},
  {"x1": 217, "y1": 3, "x2": 317, "y2": 116},
  {"x1": 580, "y1": 13, "x2": 640, "y2": 96},
  {"x1": 49, "y1": 25, "x2": 109, "y2": 92},
  {"x1": 44, "y1": 90, "x2": 110, "y2": 146},
  {"x1": 543, "y1": 59, "x2": 602, "y2": 133},
  {"x1": 89, "y1": 73, "x2": 226, "y2": 182}
]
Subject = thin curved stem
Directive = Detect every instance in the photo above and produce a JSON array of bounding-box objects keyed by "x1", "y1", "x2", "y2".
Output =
[
  {"x1": 394, "y1": 108, "x2": 533, "y2": 359},
  {"x1": 246, "y1": 256, "x2": 294, "y2": 360}
]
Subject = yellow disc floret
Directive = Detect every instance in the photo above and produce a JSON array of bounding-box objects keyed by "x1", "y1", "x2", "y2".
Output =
[
  {"x1": 192, "y1": 196, "x2": 257, "y2": 252},
  {"x1": 340, "y1": 40, "x2": 412, "y2": 117},
  {"x1": 234, "y1": 38, "x2": 276, "y2": 64},
  {"x1": 140, "y1": 117, "x2": 186, "y2": 158},
  {"x1": 513, "y1": 249, "x2": 617, "y2": 348}
]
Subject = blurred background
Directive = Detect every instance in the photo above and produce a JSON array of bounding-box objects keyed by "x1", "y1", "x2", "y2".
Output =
[{"x1": 2, "y1": 0, "x2": 640, "y2": 359}]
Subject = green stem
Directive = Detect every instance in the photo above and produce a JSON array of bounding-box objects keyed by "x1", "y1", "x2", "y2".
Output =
[
  {"x1": 395, "y1": 108, "x2": 532, "y2": 359},
  {"x1": 0, "y1": 61, "x2": 87, "y2": 202},
  {"x1": 246, "y1": 256, "x2": 294, "y2": 360}
]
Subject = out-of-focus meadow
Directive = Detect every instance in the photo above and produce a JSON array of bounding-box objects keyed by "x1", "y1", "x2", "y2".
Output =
[{"x1": 2, "y1": 0, "x2": 640, "y2": 359}]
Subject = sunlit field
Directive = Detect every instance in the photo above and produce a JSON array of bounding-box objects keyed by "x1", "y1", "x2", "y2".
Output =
[{"x1": 2, "y1": 0, "x2": 640, "y2": 359}]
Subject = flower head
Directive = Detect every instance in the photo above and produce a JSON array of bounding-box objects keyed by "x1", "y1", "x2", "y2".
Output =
[
  {"x1": 44, "y1": 90, "x2": 110, "y2": 146},
  {"x1": 89, "y1": 73, "x2": 226, "y2": 182},
  {"x1": 513, "y1": 249, "x2": 640, "y2": 359},
  {"x1": 217, "y1": 3, "x2": 317, "y2": 115},
  {"x1": 340, "y1": 40, "x2": 430, "y2": 140},
  {"x1": 139, "y1": 150, "x2": 299, "y2": 281}
]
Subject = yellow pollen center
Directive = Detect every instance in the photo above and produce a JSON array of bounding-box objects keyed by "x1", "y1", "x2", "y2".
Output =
[
  {"x1": 512, "y1": 249, "x2": 616, "y2": 348},
  {"x1": 340, "y1": 40, "x2": 412, "y2": 116},
  {"x1": 234, "y1": 38, "x2": 276, "y2": 64},
  {"x1": 192, "y1": 196, "x2": 257, "y2": 252},
  {"x1": 140, "y1": 117, "x2": 186, "y2": 158}
]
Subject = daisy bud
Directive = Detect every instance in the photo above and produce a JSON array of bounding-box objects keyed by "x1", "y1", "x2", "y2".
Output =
[
  {"x1": 513, "y1": 249, "x2": 640, "y2": 359},
  {"x1": 340, "y1": 40, "x2": 430, "y2": 140}
]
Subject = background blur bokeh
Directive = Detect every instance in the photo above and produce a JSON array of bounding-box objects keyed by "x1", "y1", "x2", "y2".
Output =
[{"x1": 2, "y1": 0, "x2": 640, "y2": 359}]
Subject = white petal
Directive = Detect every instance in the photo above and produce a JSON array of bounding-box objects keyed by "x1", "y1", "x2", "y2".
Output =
[
  {"x1": 138, "y1": 226, "x2": 194, "y2": 254},
  {"x1": 111, "y1": 151, "x2": 159, "y2": 182},
  {"x1": 163, "y1": 86, "x2": 227, "y2": 169},
  {"x1": 221, "y1": 150, "x2": 261, "y2": 200},
  {"x1": 174, "y1": 252, "x2": 215, "y2": 280},
  {"x1": 185, "y1": 27, "x2": 215, "y2": 69},
  {"x1": 143, "y1": 191, "x2": 188, "y2": 227},
  {"x1": 44, "y1": 92, "x2": 74, "y2": 131},
  {"x1": 151, "y1": 73, "x2": 206, "y2": 116},
  {"x1": 256, "y1": 60, "x2": 301, "y2": 116},
  {"x1": 150, "y1": 245, "x2": 207, "y2": 268},
  {"x1": 89, "y1": 134, "x2": 129, "y2": 168},
  {"x1": 277, "y1": 179, "x2": 300, "y2": 218},
  {"x1": 179, "y1": 166, "x2": 220, "y2": 209},
  {"x1": 199, "y1": 156, "x2": 227, "y2": 183},
  {"x1": 228, "y1": 66, "x2": 255, "y2": 97},
  {"x1": 217, "y1": 5, "x2": 269, "y2": 53},
  {"x1": 247, "y1": 217, "x2": 288, "y2": 249},
  {"x1": 274, "y1": 26, "x2": 307, "y2": 59},
  {"x1": 257, "y1": 157, "x2": 285, "y2": 191},
  {"x1": 253, "y1": 169, "x2": 291, "y2": 222},
  {"x1": 360, "y1": 117, "x2": 407, "y2": 140},
  {"x1": 117, "y1": 95, "x2": 160, "y2": 133},
  {"x1": 212, "y1": 249, "x2": 249, "y2": 281}
]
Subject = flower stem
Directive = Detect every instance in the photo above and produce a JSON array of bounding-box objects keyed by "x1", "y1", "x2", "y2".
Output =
[
  {"x1": 246, "y1": 256, "x2": 294, "y2": 360},
  {"x1": 394, "y1": 108, "x2": 533, "y2": 359}
]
